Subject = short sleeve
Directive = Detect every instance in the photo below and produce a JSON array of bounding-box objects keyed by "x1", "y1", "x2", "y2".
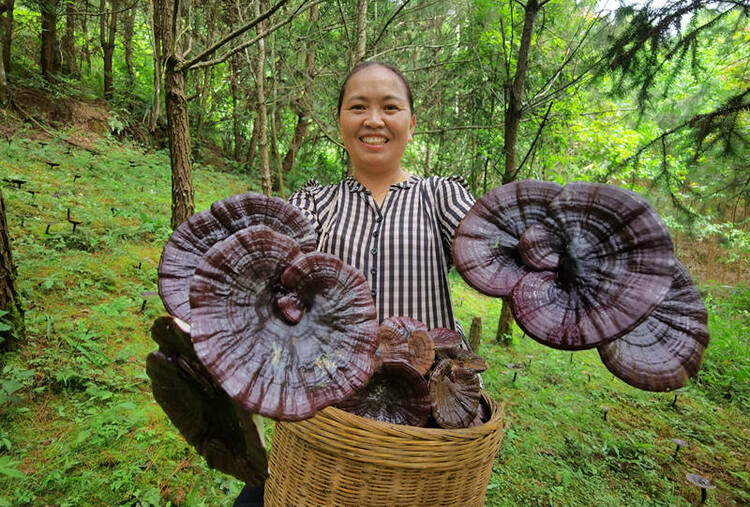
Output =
[
  {"x1": 433, "y1": 176, "x2": 475, "y2": 258},
  {"x1": 288, "y1": 179, "x2": 322, "y2": 230}
]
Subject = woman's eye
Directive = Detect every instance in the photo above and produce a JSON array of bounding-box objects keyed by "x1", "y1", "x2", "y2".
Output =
[
  {"x1": 350, "y1": 104, "x2": 365, "y2": 110},
  {"x1": 384, "y1": 105, "x2": 399, "y2": 111}
]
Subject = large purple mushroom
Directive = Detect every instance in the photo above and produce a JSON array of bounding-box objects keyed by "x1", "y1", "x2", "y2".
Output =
[
  {"x1": 146, "y1": 317, "x2": 268, "y2": 485},
  {"x1": 511, "y1": 183, "x2": 675, "y2": 350},
  {"x1": 189, "y1": 226, "x2": 378, "y2": 421},
  {"x1": 598, "y1": 260, "x2": 709, "y2": 391},
  {"x1": 158, "y1": 192, "x2": 317, "y2": 322},
  {"x1": 452, "y1": 180, "x2": 563, "y2": 297}
]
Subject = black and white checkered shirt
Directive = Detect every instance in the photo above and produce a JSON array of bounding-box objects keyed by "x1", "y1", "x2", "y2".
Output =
[{"x1": 289, "y1": 175, "x2": 475, "y2": 332}]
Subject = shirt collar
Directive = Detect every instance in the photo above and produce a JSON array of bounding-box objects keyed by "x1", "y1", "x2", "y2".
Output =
[{"x1": 344, "y1": 174, "x2": 421, "y2": 193}]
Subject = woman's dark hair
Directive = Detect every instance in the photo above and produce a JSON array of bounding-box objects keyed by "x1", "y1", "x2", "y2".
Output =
[{"x1": 337, "y1": 61, "x2": 414, "y2": 117}]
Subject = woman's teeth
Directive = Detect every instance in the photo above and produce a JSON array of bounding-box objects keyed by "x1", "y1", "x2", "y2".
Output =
[{"x1": 361, "y1": 137, "x2": 387, "y2": 144}]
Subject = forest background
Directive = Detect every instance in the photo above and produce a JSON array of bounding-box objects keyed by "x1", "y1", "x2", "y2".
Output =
[{"x1": 0, "y1": 0, "x2": 748, "y2": 505}]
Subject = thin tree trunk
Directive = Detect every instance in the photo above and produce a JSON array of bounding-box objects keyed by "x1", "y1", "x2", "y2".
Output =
[
  {"x1": 1, "y1": 0, "x2": 12, "y2": 73},
  {"x1": 195, "y1": 67, "x2": 210, "y2": 141},
  {"x1": 100, "y1": 0, "x2": 118, "y2": 100},
  {"x1": 230, "y1": 55, "x2": 242, "y2": 160},
  {"x1": 0, "y1": 32, "x2": 7, "y2": 105},
  {"x1": 353, "y1": 0, "x2": 367, "y2": 66},
  {"x1": 123, "y1": 2, "x2": 137, "y2": 82},
  {"x1": 282, "y1": 3, "x2": 317, "y2": 174},
  {"x1": 269, "y1": 30, "x2": 283, "y2": 196},
  {"x1": 81, "y1": 1, "x2": 91, "y2": 70},
  {"x1": 246, "y1": 119, "x2": 259, "y2": 168},
  {"x1": 40, "y1": 0, "x2": 60, "y2": 79},
  {"x1": 165, "y1": 54, "x2": 194, "y2": 228},
  {"x1": 149, "y1": 0, "x2": 162, "y2": 132},
  {"x1": 62, "y1": 0, "x2": 77, "y2": 76},
  {"x1": 497, "y1": 0, "x2": 541, "y2": 342},
  {"x1": 0, "y1": 187, "x2": 25, "y2": 350},
  {"x1": 255, "y1": 0, "x2": 271, "y2": 196}
]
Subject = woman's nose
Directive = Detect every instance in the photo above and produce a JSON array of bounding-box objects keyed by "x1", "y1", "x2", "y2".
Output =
[{"x1": 363, "y1": 109, "x2": 385, "y2": 127}]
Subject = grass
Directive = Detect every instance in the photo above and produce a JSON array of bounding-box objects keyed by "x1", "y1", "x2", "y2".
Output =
[{"x1": 1, "y1": 130, "x2": 749, "y2": 506}]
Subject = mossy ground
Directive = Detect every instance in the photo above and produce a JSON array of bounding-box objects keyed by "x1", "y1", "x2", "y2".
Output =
[{"x1": 1, "y1": 132, "x2": 748, "y2": 506}]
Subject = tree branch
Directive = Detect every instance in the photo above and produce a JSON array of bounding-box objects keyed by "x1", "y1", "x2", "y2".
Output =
[
  {"x1": 516, "y1": 101, "x2": 553, "y2": 176},
  {"x1": 177, "y1": 0, "x2": 294, "y2": 72},
  {"x1": 371, "y1": 0, "x2": 412, "y2": 49},
  {"x1": 187, "y1": 1, "x2": 318, "y2": 71}
]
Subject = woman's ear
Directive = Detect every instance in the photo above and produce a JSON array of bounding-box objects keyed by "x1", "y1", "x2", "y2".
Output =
[{"x1": 408, "y1": 115, "x2": 416, "y2": 143}]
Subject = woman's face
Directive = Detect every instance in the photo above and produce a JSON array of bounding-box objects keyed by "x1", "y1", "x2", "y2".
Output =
[{"x1": 338, "y1": 65, "x2": 416, "y2": 176}]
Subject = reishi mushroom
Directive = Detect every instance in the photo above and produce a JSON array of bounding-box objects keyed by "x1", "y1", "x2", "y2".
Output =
[
  {"x1": 429, "y1": 359, "x2": 481, "y2": 429},
  {"x1": 452, "y1": 180, "x2": 563, "y2": 297},
  {"x1": 158, "y1": 192, "x2": 316, "y2": 323},
  {"x1": 146, "y1": 316, "x2": 268, "y2": 485},
  {"x1": 337, "y1": 359, "x2": 431, "y2": 426},
  {"x1": 511, "y1": 182, "x2": 675, "y2": 350},
  {"x1": 597, "y1": 261, "x2": 709, "y2": 392},
  {"x1": 189, "y1": 226, "x2": 378, "y2": 421}
]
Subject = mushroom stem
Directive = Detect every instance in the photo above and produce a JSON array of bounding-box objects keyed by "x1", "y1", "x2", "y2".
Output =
[
  {"x1": 512, "y1": 371, "x2": 518, "y2": 382},
  {"x1": 275, "y1": 292, "x2": 305, "y2": 325},
  {"x1": 671, "y1": 393, "x2": 679, "y2": 407},
  {"x1": 701, "y1": 487, "x2": 707, "y2": 504},
  {"x1": 673, "y1": 445, "x2": 681, "y2": 459}
]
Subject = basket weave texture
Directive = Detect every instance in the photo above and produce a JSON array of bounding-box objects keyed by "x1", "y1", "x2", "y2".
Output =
[{"x1": 265, "y1": 393, "x2": 504, "y2": 506}]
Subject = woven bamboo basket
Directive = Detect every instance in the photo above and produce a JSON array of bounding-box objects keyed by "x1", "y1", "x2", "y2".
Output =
[{"x1": 264, "y1": 393, "x2": 504, "y2": 507}]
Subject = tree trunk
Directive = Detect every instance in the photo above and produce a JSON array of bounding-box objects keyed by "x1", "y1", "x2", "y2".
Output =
[
  {"x1": 195, "y1": 67, "x2": 210, "y2": 141},
  {"x1": 1, "y1": 0, "x2": 12, "y2": 74},
  {"x1": 496, "y1": 0, "x2": 541, "y2": 343},
  {"x1": 81, "y1": 1, "x2": 91, "y2": 70},
  {"x1": 62, "y1": 0, "x2": 77, "y2": 76},
  {"x1": 123, "y1": 2, "x2": 136, "y2": 82},
  {"x1": 269, "y1": 31, "x2": 284, "y2": 196},
  {"x1": 165, "y1": 55, "x2": 194, "y2": 228},
  {"x1": 230, "y1": 55, "x2": 243, "y2": 160},
  {"x1": 0, "y1": 35, "x2": 7, "y2": 105},
  {"x1": 468, "y1": 316, "x2": 482, "y2": 354},
  {"x1": 100, "y1": 0, "x2": 118, "y2": 100},
  {"x1": 40, "y1": 0, "x2": 60, "y2": 79},
  {"x1": 353, "y1": 0, "x2": 367, "y2": 66},
  {"x1": 255, "y1": 0, "x2": 271, "y2": 196},
  {"x1": 149, "y1": 0, "x2": 163, "y2": 132},
  {"x1": 281, "y1": 3, "x2": 317, "y2": 174},
  {"x1": 0, "y1": 187, "x2": 25, "y2": 350},
  {"x1": 246, "y1": 119, "x2": 259, "y2": 168}
]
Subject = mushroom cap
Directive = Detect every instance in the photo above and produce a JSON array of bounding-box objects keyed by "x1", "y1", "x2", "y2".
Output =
[
  {"x1": 158, "y1": 192, "x2": 316, "y2": 322},
  {"x1": 337, "y1": 359, "x2": 431, "y2": 427},
  {"x1": 597, "y1": 260, "x2": 709, "y2": 391},
  {"x1": 429, "y1": 359, "x2": 481, "y2": 429},
  {"x1": 686, "y1": 473, "x2": 715, "y2": 489},
  {"x1": 146, "y1": 319, "x2": 268, "y2": 485},
  {"x1": 435, "y1": 345, "x2": 488, "y2": 373},
  {"x1": 429, "y1": 327, "x2": 464, "y2": 348},
  {"x1": 380, "y1": 315, "x2": 429, "y2": 339},
  {"x1": 189, "y1": 227, "x2": 378, "y2": 421},
  {"x1": 452, "y1": 180, "x2": 563, "y2": 297},
  {"x1": 512, "y1": 182, "x2": 675, "y2": 350},
  {"x1": 672, "y1": 438, "x2": 688, "y2": 447},
  {"x1": 407, "y1": 330, "x2": 436, "y2": 375},
  {"x1": 375, "y1": 321, "x2": 411, "y2": 365}
]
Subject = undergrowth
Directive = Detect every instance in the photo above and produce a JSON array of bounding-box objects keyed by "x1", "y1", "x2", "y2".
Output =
[{"x1": 0, "y1": 131, "x2": 748, "y2": 505}]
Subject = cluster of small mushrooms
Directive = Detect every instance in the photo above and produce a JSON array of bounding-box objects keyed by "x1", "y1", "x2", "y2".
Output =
[
  {"x1": 453, "y1": 180, "x2": 709, "y2": 392},
  {"x1": 147, "y1": 180, "x2": 709, "y2": 484}
]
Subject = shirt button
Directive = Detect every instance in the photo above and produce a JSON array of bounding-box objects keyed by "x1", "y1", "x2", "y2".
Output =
[
  {"x1": 372, "y1": 230, "x2": 378, "y2": 237},
  {"x1": 370, "y1": 289, "x2": 376, "y2": 297},
  {"x1": 371, "y1": 248, "x2": 377, "y2": 255},
  {"x1": 370, "y1": 267, "x2": 376, "y2": 275},
  {"x1": 375, "y1": 216, "x2": 382, "y2": 223}
]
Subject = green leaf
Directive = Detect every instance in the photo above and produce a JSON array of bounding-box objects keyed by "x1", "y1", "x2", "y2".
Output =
[{"x1": 0, "y1": 456, "x2": 25, "y2": 479}]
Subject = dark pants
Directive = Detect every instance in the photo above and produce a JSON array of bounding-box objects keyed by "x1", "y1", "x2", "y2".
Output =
[{"x1": 233, "y1": 482, "x2": 265, "y2": 507}]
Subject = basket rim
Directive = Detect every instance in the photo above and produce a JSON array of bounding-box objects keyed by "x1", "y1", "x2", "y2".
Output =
[{"x1": 277, "y1": 391, "x2": 503, "y2": 441}]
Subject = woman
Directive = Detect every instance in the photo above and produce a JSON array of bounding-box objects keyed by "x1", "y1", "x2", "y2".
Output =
[
  {"x1": 290, "y1": 61, "x2": 475, "y2": 334},
  {"x1": 234, "y1": 61, "x2": 475, "y2": 507}
]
